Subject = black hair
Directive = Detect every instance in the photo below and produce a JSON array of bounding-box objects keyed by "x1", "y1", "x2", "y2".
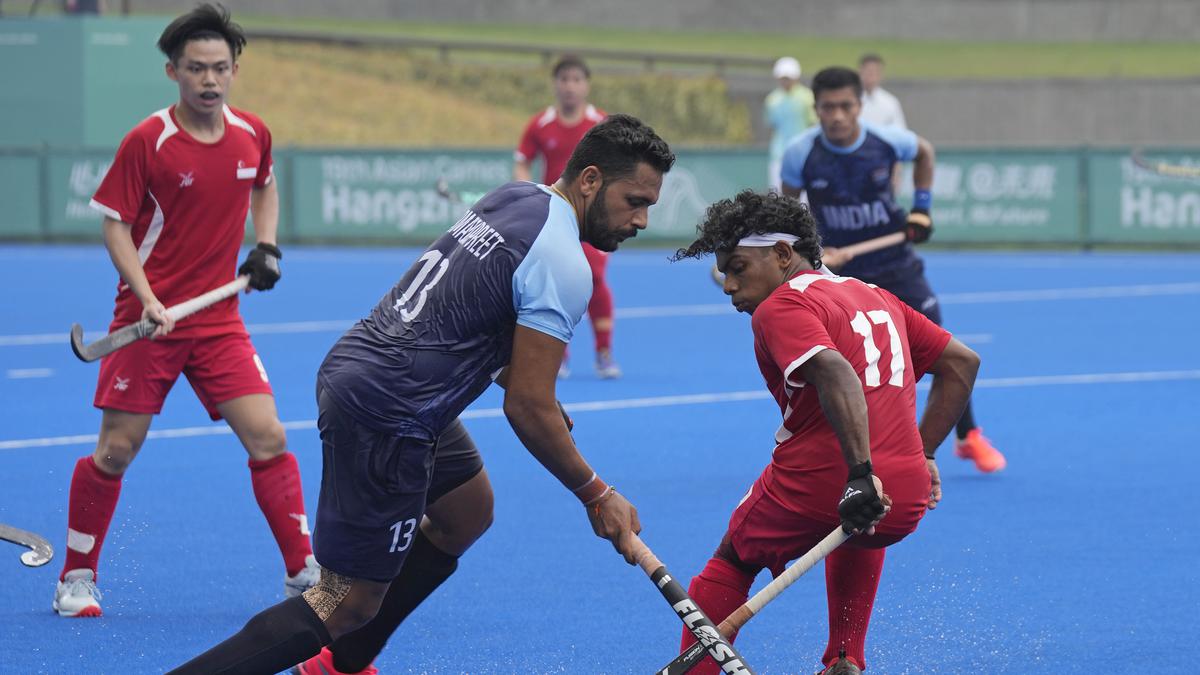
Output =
[
  {"x1": 859, "y1": 53, "x2": 885, "y2": 67},
  {"x1": 561, "y1": 113, "x2": 675, "y2": 184},
  {"x1": 157, "y1": 3, "x2": 246, "y2": 64},
  {"x1": 671, "y1": 190, "x2": 823, "y2": 269},
  {"x1": 553, "y1": 54, "x2": 591, "y2": 79},
  {"x1": 811, "y1": 66, "x2": 863, "y2": 101}
]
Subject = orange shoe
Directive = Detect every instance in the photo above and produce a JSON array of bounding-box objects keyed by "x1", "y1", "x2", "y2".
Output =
[
  {"x1": 292, "y1": 647, "x2": 378, "y2": 675},
  {"x1": 955, "y1": 428, "x2": 1007, "y2": 473}
]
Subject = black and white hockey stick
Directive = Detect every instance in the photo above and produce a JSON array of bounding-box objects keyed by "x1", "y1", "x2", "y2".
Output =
[
  {"x1": 1131, "y1": 149, "x2": 1200, "y2": 180},
  {"x1": 0, "y1": 523, "x2": 54, "y2": 567},
  {"x1": 631, "y1": 534, "x2": 756, "y2": 675},
  {"x1": 656, "y1": 526, "x2": 850, "y2": 674},
  {"x1": 70, "y1": 275, "x2": 250, "y2": 362}
]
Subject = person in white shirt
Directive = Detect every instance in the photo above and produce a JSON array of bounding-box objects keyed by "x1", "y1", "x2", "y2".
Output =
[{"x1": 859, "y1": 53, "x2": 907, "y2": 129}]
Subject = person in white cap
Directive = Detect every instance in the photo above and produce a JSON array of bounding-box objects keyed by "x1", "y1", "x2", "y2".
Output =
[{"x1": 764, "y1": 56, "x2": 816, "y2": 192}]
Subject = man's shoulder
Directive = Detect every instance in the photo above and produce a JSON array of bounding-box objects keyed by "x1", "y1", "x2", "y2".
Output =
[
  {"x1": 121, "y1": 108, "x2": 174, "y2": 146},
  {"x1": 527, "y1": 106, "x2": 558, "y2": 129},
  {"x1": 224, "y1": 105, "x2": 270, "y2": 138}
]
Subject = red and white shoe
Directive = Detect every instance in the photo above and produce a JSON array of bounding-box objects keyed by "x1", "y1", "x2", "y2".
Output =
[
  {"x1": 53, "y1": 568, "x2": 102, "y2": 618},
  {"x1": 955, "y1": 428, "x2": 1007, "y2": 473},
  {"x1": 292, "y1": 647, "x2": 378, "y2": 675}
]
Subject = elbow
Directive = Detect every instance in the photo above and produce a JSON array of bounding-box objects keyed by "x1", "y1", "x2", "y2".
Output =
[
  {"x1": 960, "y1": 346, "x2": 981, "y2": 390},
  {"x1": 502, "y1": 390, "x2": 538, "y2": 429}
]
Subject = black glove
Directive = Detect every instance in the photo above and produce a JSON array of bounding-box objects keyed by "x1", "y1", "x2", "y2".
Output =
[
  {"x1": 238, "y1": 242, "x2": 282, "y2": 291},
  {"x1": 838, "y1": 461, "x2": 885, "y2": 533},
  {"x1": 557, "y1": 400, "x2": 574, "y2": 432},
  {"x1": 906, "y1": 208, "x2": 933, "y2": 244}
]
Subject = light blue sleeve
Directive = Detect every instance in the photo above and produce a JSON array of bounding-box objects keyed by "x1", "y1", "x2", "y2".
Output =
[
  {"x1": 779, "y1": 128, "x2": 818, "y2": 189},
  {"x1": 865, "y1": 122, "x2": 919, "y2": 162},
  {"x1": 511, "y1": 200, "x2": 592, "y2": 343}
]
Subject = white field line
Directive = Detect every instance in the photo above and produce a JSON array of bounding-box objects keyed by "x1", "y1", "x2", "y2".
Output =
[
  {"x1": 8, "y1": 277, "x2": 1197, "y2": 348},
  {"x1": 7, "y1": 368, "x2": 54, "y2": 379},
  {"x1": 2, "y1": 368, "x2": 1196, "y2": 452}
]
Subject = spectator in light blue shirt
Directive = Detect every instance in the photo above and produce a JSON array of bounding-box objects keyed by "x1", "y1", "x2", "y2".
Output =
[{"x1": 764, "y1": 56, "x2": 816, "y2": 192}]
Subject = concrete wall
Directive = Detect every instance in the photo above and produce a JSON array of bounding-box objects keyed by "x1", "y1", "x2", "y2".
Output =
[
  {"x1": 134, "y1": 0, "x2": 1200, "y2": 42},
  {"x1": 729, "y1": 76, "x2": 1200, "y2": 147}
]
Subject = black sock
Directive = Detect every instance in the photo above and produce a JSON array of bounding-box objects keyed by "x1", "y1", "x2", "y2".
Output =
[
  {"x1": 168, "y1": 595, "x2": 331, "y2": 675},
  {"x1": 956, "y1": 398, "x2": 978, "y2": 440},
  {"x1": 330, "y1": 530, "x2": 459, "y2": 672}
]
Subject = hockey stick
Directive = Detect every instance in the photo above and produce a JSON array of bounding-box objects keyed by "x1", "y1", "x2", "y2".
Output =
[
  {"x1": 656, "y1": 526, "x2": 850, "y2": 675},
  {"x1": 631, "y1": 534, "x2": 756, "y2": 675},
  {"x1": 434, "y1": 176, "x2": 463, "y2": 205},
  {"x1": 0, "y1": 523, "x2": 55, "y2": 567},
  {"x1": 70, "y1": 275, "x2": 250, "y2": 362},
  {"x1": 711, "y1": 231, "x2": 908, "y2": 286},
  {"x1": 1130, "y1": 149, "x2": 1200, "y2": 180}
]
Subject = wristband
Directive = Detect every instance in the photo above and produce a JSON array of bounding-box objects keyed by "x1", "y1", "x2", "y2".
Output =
[
  {"x1": 913, "y1": 189, "x2": 933, "y2": 211},
  {"x1": 847, "y1": 461, "x2": 873, "y2": 481},
  {"x1": 571, "y1": 472, "x2": 610, "y2": 505}
]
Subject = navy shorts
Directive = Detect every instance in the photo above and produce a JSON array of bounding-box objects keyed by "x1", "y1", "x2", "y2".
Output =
[
  {"x1": 312, "y1": 385, "x2": 484, "y2": 582},
  {"x1": 869, "y1": 272, "x2": 943, "y2": 326}
]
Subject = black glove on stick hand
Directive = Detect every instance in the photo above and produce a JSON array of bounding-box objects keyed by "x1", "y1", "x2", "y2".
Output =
[
  {"x1": 838, "y1": 461, "x2": 886, "y2": 534},
  {"x1": 238, "y1": 243, "x2": 282, "y2": 291}
]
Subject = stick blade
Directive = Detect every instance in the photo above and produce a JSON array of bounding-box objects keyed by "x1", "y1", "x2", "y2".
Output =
[
  {"x1": 69, "y1": 323, "x2": 92, "y2": 362},
  {"x1": 0, "y1": 524, "x2": 54, "y2": 567}
]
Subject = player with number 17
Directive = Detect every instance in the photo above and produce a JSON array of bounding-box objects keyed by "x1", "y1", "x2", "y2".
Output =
[{"x1": 671, "y1": 191, "x2": 980, "y2": 674}]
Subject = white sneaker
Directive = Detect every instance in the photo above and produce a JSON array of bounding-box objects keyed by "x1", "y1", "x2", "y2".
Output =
[
  {"x1": 595, "y1": 351, "x2": 622, "y2": 379},
  {"x1": 53, "y1": 568, "x2": 102, "y2": 618},
  {"x1": 284, "y1": 554, "x2": 321, "y2": 598}
]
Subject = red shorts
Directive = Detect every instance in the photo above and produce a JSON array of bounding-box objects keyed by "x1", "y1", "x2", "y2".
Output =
[
  {"x1": 727, "y1": 469, "x2": 927, "y2": 578},
  {"x1": 93, "y1": 330, "x2": 274, "y2": 421}
]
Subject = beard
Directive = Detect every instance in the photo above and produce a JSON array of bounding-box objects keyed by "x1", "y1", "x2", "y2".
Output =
[{"x1": 583, "y1": 184, "x2": 624, "y2": 252}]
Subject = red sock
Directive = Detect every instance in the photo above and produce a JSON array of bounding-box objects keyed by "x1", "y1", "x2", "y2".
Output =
[
  {"x1": 62, "y1": 456, "x2": 122, "y2": 581},
  {"x1": 248, "y1": 452, "x2": 313, "y2": 576},
  {"x1": 822, "y1": 546, "x2": 886, "y2": 670},
  {"x1": 589, "y1": 282, "x2": 614, "y2": 353},
  {"x1": 679, "y1": 557, "x2": 756, "y2": 675}
]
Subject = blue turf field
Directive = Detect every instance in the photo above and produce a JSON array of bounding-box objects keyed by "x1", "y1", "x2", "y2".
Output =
[{"x1": 1, "y1": 244, "x2": 1197, "y2": 674}]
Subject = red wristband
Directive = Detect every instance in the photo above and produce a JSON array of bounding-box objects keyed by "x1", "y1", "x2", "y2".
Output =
[{"x1": 571, "y1": 472, "x2": 610, "y2": 505}]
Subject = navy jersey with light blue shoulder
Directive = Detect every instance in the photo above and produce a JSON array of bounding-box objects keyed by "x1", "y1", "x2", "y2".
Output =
[
  {"x1": 317, "y1": 182, "x2": 591, "y2": 440},
  {"x1": 780, "y1": 122, "x2": 923, "y2": 284}
]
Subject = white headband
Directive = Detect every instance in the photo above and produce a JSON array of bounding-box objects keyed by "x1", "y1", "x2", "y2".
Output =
[{"x1": 737, "y1": 233, "x2": 799, "y2": 247}]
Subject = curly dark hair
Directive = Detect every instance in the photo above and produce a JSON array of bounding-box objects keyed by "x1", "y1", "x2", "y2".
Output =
[
  {"x1": 158, "y1": 3, "x2": 246, "y2": 64},
  {"x1": 671, "y1": 190, "x2": 823, "y2": 268}
]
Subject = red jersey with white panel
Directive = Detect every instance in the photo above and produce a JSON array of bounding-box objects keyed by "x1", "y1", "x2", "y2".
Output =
[
  {"x1": 751, "y1": 270, "x2": 952, "y2": 532},
  {"x1": 515, "y1": 104, "x2": 606, "y2": 184},
  {"x1": 90, "y1": 104, "x2": 274, "y2": 338}
]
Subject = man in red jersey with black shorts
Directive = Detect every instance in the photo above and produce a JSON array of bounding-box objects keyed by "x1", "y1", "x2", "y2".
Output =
[
  {"x1": 52, "y1": 4, "x2": 318, "y2": 619},
  {"x1": 671, "y1": 190, "x2": 980, "y2": 674},
  {"x1": 515, "y1": 54, "x2": 622, "y2": 379}
]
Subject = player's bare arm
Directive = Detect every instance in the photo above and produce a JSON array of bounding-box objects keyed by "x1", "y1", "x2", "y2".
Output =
[
  {"x1": 238, "y1": 180, "x2": 284, "y2": 291},
  {"x1": 502, "y1": 325, "x2": 641, "y2": 562},
  {"x1": 101, "y1": 216, "x2": 174, "y2": 337},
  {"x1": 513, "y1": 159, "x2": 533, "y2": 182},
  {"x1": 250, "y1": 178, "x2": 279, "y2": 247},
  {"x1": 797, "y1": 349, "x2": 872, "y2": 467},
  {"x1": 918, "y1": 337, "x2": 980, "y2": 507},
  {"x1": 797, "y1": 349, "x2": 891, "y2": 534},
  {"x1": 913, "y1": 136, "x2": 936, "y2": 191}
]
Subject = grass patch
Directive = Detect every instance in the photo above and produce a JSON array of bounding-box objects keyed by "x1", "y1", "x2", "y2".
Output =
[
  {"x1": 231, "y1": 15, "x2": 1200, "y2": 80},
  {"x1": 231, "y1": 40, "x2": 749, "y2": 147}
]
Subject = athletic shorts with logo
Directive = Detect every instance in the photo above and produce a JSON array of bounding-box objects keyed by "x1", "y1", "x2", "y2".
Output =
[
  {"x1": 93, "y1": 330, "x2": 273, "y2": 421},
  {"x1": 312, "y1": 385, "x2": 484, "y2": 582}
]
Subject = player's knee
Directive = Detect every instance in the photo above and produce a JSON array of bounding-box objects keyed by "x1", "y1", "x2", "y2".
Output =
[
  {"x1": 244, "y1": 419, "x2": 288, "y2": 459},
  {"x1": 303, "y1": 569, "x2": 385, "y2": 639},
  {"x1": 92, "y1": 436, "x2": 141, "y2": 475}
]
